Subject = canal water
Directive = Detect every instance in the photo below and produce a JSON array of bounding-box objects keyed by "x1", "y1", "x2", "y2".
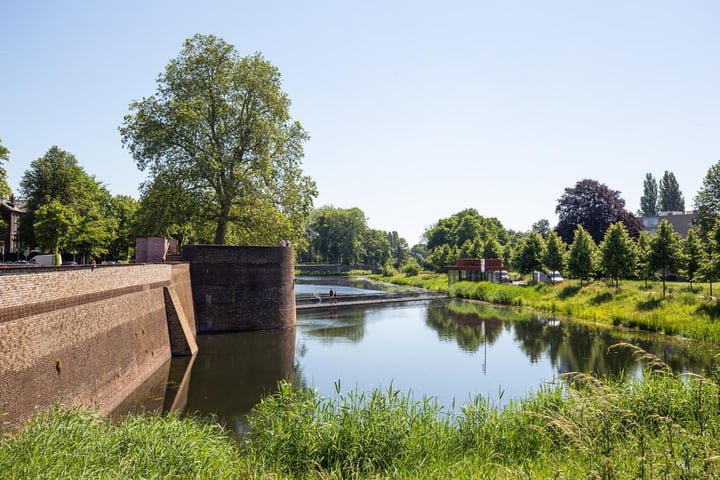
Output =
[{"x1": 116, "y1": 277, "x2": 720, "y2": 438}]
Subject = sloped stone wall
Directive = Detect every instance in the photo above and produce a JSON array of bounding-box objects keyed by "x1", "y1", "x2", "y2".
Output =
[{"x1": 0, "y1": 263, "x2": 196, "y2": 431}]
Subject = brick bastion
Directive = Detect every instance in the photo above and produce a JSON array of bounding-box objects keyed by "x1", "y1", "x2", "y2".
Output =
[
  {"x1": 0, "y1": 263, "x2": 197, "y2": 431},
  {"x1": 182, "y1": 245, "x2": 296, "y2": 332}
]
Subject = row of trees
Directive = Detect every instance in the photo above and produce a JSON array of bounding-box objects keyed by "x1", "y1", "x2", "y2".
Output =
[
  {"x1": 638, "y1": 171, "x2": 685, "y2": 216},
  {"x1": 299, "y1": 206, "x2": 417, "y2": 274}
]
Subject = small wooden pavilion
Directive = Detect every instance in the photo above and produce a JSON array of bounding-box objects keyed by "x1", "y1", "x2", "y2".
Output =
[{"x1": 447, "y1": 258, "x2": 510, "y2": 284}]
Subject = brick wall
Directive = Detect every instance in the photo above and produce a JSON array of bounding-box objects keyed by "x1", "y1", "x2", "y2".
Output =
[
  {"x1": 0, "y1": 263, "x2": 196, "y2": 431},
  {"x1": 182, "y1": 245, "x2": 296, "y2": 332}
]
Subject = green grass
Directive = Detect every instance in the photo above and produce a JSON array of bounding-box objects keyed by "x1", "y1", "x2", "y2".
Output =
[
  {"x1": 0, "y1": 406, "x2": 247, "y2": 479},
  {"x1": 375, "y1": 273, "x2": 720, "y2": 343}
]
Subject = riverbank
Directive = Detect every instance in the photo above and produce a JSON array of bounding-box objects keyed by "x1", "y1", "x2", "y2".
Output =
[
  {"x1": 375, "y1": 273, "x2": 720, "y2": 343},
  {"x1": 2, "y1": 352, "x2": 720, "y2": 478}
]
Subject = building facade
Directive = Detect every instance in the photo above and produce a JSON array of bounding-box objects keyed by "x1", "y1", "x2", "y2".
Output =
[
  {"x1": 0, "y1": 196, "x2": 25, "y2": 260},
  {"x1": 447, "y1": 258, "x2": 510, "y2": 284}
]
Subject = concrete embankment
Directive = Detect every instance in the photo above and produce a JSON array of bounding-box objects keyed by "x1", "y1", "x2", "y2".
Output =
[
  {"x1": 0, "y1": 263, "x2": 197, "y2": 431},
  {"x1": 296, "y1": 291, "x2": 448, "y2": 310}
]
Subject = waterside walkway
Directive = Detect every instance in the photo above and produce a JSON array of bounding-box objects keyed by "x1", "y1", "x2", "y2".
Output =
[{"x1": 296, "y1": 291, "x2": 448, "y2": 310}]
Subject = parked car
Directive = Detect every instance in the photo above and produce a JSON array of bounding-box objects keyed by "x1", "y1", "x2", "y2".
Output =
[
  {"x1": 548, "y1": 271, "x2": 564, "y2": 284},
  {"x1": 29, "y1": 254, "x2": 61, "y2": 266}
]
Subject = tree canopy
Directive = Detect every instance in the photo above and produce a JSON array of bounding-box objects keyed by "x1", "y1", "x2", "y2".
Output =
[
  {"x1": 301, "y1": 205, "x2": 408, "y2": 271},
  {"x1": 120, "y1": 34, "x2": 317, "y2": 245},
  {"x1": 19, "y1": 146, "x2": 112, "y2": 258},
  {"x1": 638, "y1": 173, "x2": 658, "y2": 217},
  {"x1": 555, "y1": 178, "x2": 641, "y2": 244},
  {"x1": 648, "y1": 219, "x2": 683, "y2": 298},
  {"x1": 693, "y1": 161, "x2": 720, "y2": 235},
  {"x1": 566, "y1": 225, "x2": 596, "y2": 286},
  {"x1": 598, "y1": 222, "x2": 637, "y2": 290},
  {"x1": 511, "y1": 233, "x2": 545, "y2": 275},
  {"x1": 658, "y1": 170, "x2": 685, "y2": 212}
]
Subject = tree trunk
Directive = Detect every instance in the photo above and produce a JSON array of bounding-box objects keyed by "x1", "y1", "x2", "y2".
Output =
[{"x1": 214, "y1": 202, "x2": 231, "y2": 245}]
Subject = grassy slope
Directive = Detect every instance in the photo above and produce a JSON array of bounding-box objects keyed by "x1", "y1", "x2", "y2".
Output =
[{"x1": 378, "y1": 273, "x2": 720, "y2": 343}]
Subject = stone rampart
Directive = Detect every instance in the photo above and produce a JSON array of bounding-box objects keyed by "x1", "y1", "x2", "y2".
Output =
[
  {"x1": 182, "y1": 245, "x2": 296, "y2": 332},
  {"x1": 0, "y1": 263, "x2": 197, "y2": 431}
]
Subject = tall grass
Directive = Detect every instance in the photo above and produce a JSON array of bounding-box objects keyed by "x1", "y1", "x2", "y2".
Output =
[
  {"x1": 243, "y1": 345, "x2": 720, "y2": 478},
  {"x1": 0, "y1": 406, "x2": 245, "y2": 479}
]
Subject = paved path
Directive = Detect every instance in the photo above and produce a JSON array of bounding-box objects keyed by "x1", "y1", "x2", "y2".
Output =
[{"x1": 296, "y1": 292, "x2": 447, "y2": 310}]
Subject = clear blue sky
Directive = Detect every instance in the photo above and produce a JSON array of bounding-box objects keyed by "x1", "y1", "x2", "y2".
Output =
[{"x1": 2, "y1": 1, "x2": 718, "y2": 245}]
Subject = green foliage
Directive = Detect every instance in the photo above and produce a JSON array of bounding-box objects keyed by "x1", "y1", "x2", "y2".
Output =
[
  {"x1": 0, "y1": 406, "x2": 244, "y2": 479},
  {"x1": 639, "y1": 172, "x2": 658, "y2": 216},
  {"x1": 648, "y1": 219, "x2": 683, "y2": 297},
  {"x1": 424, "y1": 208, "x2": 509, "y2": 272},
  {"x1": 512, "y1": 232, "x2": 546, "y2": 275},
  {"x1": 681, "y1": 227, "x2": 704, "y2": 287},
  {"x1": 302, "y1": 206, "x2": 407, "y2": 270},
  {"x1": 598, "y1": 221, "x2": 638, "y2": 289},
  {"x1": 19, "y1": 146, "x2": 113, "y2": 258},
  {"x1": 400, "y1": 257, "x2": 421, "y2": 276},
  {"x1": 567, "y1": 225, "x2": 596, "y2": 286},
  {"x1": 425, "y1": 243, "x2": 458, "y2": 272},
  {"x1": 107, "y1": 195, "x2": 139, "y2": 261},
  {"x1": 33, "y1": 200, "x2": 77, "y2": 252},
  {"x1": 121, "y1": 34, "x2": 317, "y2": 245},
  {"x1": 382, "y1": 259, "x2": 399, "y2": 277},
  {"x1": 542, "y1": 231, "x2": 566, "y2": 273},
  {"x1": 658, "y1": 170, "x2": 685, "y2": 212},
  {"x1": 636, "y1": 230, "x2": 655, "y2": 285},
  {"x1": 693, "y1": 160, "x2": 720, "y2": 235}
]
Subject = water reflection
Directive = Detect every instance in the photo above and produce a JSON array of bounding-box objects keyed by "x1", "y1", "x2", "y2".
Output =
[{"x1": 117, "y1": 298, "x2": 720, "y2": 438}]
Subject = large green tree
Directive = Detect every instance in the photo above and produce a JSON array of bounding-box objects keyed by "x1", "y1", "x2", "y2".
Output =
[
  {"x1": 636, "y1": 230, "x2": 654, "y2": 287},
  {"x1": 108, "y1": 195, "x2": 139, "y2": 261},
  {"x1": 681, "y1": 227, "x2": 704, "y2": 289},
  {"x1": 700, "y1": 215, "x2": 720, "y2": 297},
  {"x1": 542, "y1": 231, "x2": 566, "y2": 274},
  {"x1": 567, "y1": 225, "x2": 597, "y2": 286},
  {"x1": 33, "y1": 199, "x2": 77, "y2": 255},
  {"x1": 658, "y1": 170, "x2": 685, "y2": 212},
  {"x1": 304, "y1": 206, "x2": 368, "y2": 265},
  {"x1": 425, "y1": 209, "x2": 508, "y2": 251},
  {"x1": 511, "y1": 233, "x2": 546, "y2": 276},
  {"x1": 598, "y1": 222, "x2": 638, "y2": 290},
  {"x1": 693, "y1": 161, "x2": 720, "y2": 235},
  {"x1": 555, "y1": 179, "x2": 641, "y2": 244},
  {"x1": 121, "y1": 34, "x2": 317, "y2": 245},
  {"x1": 638, "y1": 173, "x2": 658, "y2": 216},
  {"x1": 648, "y1": 219, "x2": 683, "y2": 298},
  {"x1": 19, "y1": 146, "x2": 112, "y2": 256}
]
